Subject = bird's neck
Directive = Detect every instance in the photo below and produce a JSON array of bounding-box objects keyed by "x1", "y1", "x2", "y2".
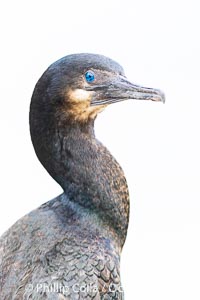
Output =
[{"x1": 36, "y1": 120, "x2": 129, "y2": 248}]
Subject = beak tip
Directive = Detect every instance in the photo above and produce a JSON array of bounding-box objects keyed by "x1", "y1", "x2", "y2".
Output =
[
  {"x1": 161, "y1": 92, "x2": 166, "y2": 104},
  {"x1": 151, "y1": 90, "x2": 165, "y2": 103}
]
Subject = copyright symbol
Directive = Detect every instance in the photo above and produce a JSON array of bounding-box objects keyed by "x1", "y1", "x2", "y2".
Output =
[{"x1": 25, "y1": 284, "x2": 33, "y2": 292}]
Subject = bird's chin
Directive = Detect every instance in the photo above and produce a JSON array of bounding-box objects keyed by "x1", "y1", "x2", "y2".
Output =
[{"x1": 87, "y1": 104, "x2": 108, "y2": 119}]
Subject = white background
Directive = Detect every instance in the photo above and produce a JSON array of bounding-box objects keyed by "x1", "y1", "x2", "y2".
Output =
[{"x1": 0, "y1": 1, "x2": 200, "y2": 299}]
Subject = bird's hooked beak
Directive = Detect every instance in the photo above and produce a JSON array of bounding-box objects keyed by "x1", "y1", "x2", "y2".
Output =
[{"x1": 86, "y1": 76, "x2": 165, "y2": 106}]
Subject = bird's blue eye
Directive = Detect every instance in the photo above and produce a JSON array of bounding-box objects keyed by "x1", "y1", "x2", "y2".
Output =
[{"x1": 85, "y1": 71, "x2": 95, "y2": 83}]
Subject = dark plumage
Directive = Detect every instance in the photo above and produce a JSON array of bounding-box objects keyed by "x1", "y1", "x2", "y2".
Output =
[{"x1": 0, "y1": 53, "x2": 164, "y2": 299}]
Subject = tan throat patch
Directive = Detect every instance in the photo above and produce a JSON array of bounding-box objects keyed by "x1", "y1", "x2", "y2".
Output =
[
  {"x1": 68, "y1": 89, "x2": 92, "y2": 103},
  {"x1": 65, "y1": 89, "x2": 107, "y2": 122}
]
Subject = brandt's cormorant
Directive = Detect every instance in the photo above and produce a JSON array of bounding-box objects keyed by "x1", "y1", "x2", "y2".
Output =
[{"x1": 0, "y1": 53, "x2": 165, "y2": 299}]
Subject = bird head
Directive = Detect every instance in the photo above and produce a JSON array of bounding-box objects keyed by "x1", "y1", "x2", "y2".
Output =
[{"x1": 30, "y1": 53, "x2": 165, "y2": 125}]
